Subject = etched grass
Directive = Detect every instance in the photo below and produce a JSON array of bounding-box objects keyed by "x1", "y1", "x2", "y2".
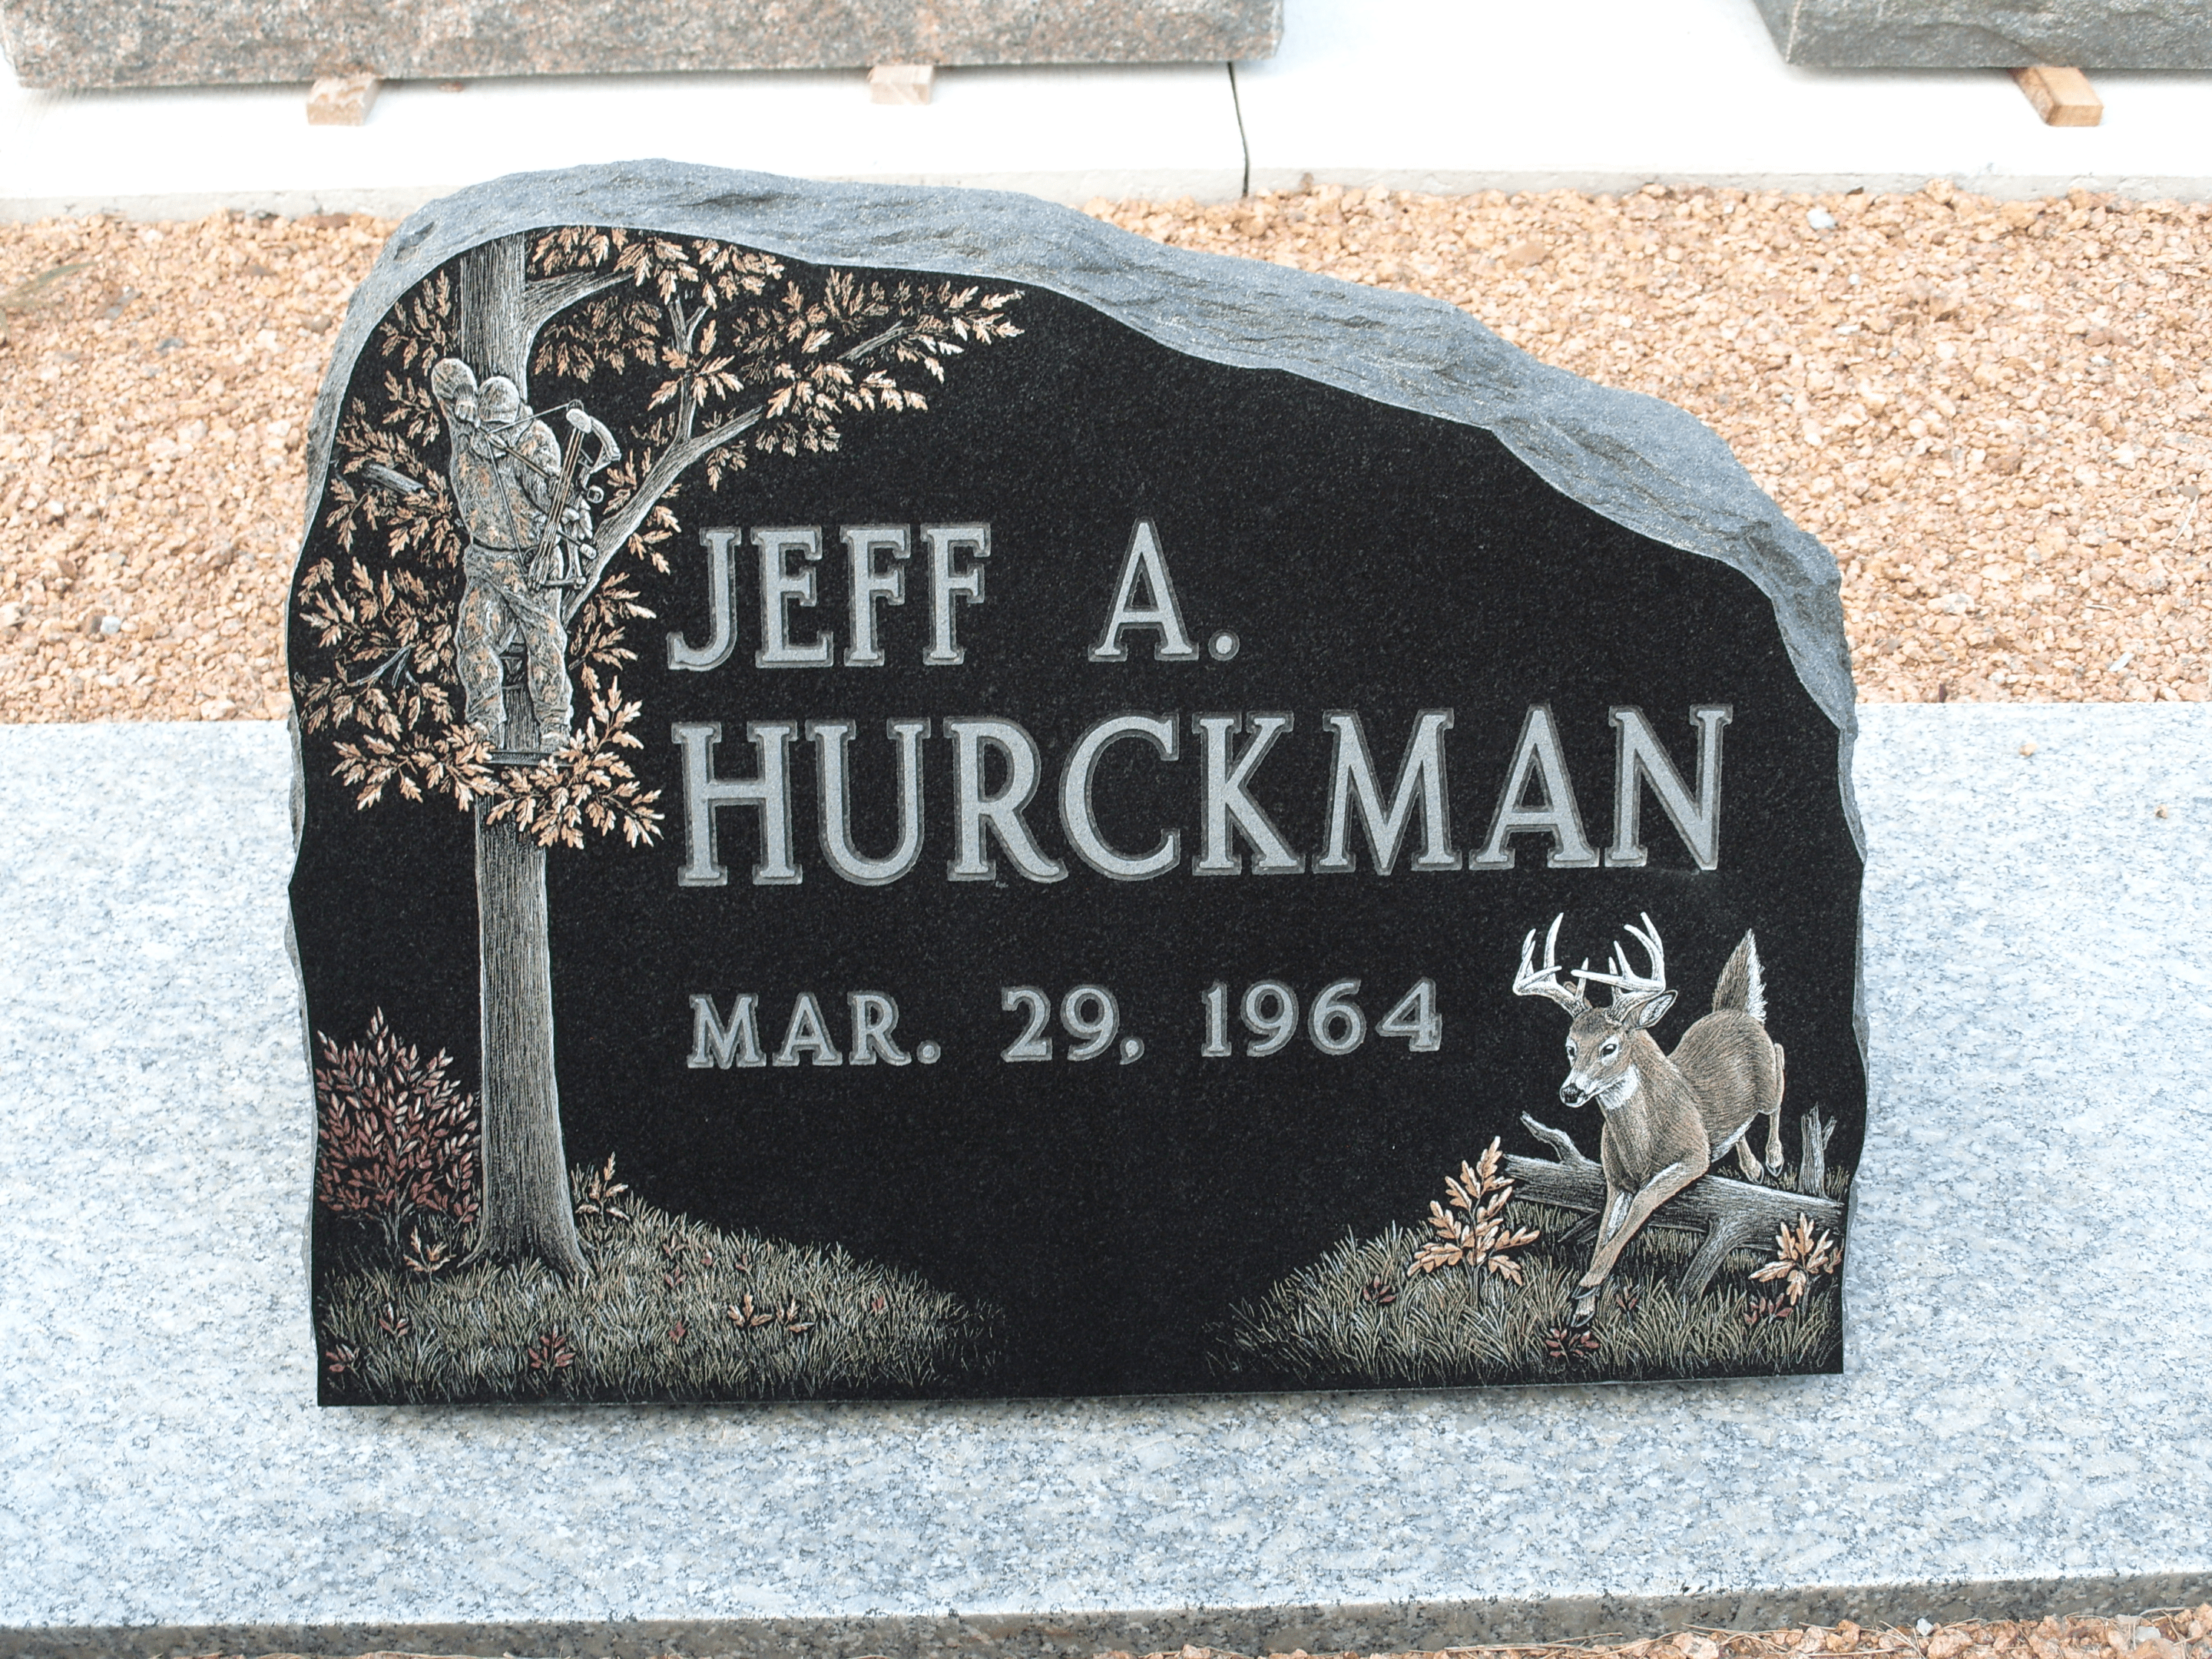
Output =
[
  {"x1": 316, "y1": 1167, "x2": 997, "y2": 1403},
  {"x1": 1214, "y1": 1198, "x2": 1842, "y2": 1389}
]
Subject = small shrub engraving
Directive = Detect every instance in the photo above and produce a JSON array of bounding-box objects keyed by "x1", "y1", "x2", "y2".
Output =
[
  {"x1": 1406, "y1": 1138, "x2": 1542, "y2": 1283},
  {"x1": 1750, "y1": 1214, "x2": 1842, "y2": 1304},
  {"x1": 313, "y1": 1010, "x2": 480, "y2": 1257}
]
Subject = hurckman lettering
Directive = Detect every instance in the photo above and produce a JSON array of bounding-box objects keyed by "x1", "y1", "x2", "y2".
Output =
[
  {"x1": 669, "y1": 704, "x2": 1731, "y2": 886},
  {"x1": 663, "y1": 518, "x2": 1732, "y2": 887}
]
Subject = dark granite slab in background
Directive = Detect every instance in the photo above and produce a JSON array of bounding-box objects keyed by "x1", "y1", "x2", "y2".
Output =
[
  {"x1": 1748, "y1": 0, "x2": 2212, "y2": 69},
  {"x1": 0, "y1": 0, "x2": 1280, "y2": 91}
]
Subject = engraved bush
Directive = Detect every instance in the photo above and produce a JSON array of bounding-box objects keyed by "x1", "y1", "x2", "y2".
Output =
[{"x1": 313, "y1": 1010, "x2": 481, "y2": 1259}]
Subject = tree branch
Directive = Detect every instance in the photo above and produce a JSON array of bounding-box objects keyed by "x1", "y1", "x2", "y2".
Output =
[
  {"x1": 561, "y1": 320, "x2": 919, "y2": 622},
  {"x1": 847, "y1": 320, "x2": 913, "y2": 359},
  {"x1": 1518, "y1": 1111, "x2": 1595, "y2": 1169},
  {"x1": 1677, "y1": 1213, "x2": 1767, "y2": 1299},
  {"x1": 1798, "y1": 1106, "x2": 1837, "y2": 1197},
  {"x1": 563, "y1": 406, "x2": 764, "y2": 621},
  {"x1": 522, "y1": 270, "x2": 627, "y2": 346},
  {"x1": 670, "y1": 298, "x2": 707, "y2": 445}
]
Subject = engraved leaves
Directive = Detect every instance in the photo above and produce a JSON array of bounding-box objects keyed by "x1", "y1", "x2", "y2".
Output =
[
  {"x1": 478, "y1": 677, "x2": 659, "y2": 849},
  {"x1": 727, "y1": 1291, "x2": 814, "y2": 1335},
  {"x1": 571, "y1": 1152, "x2": 632, "y2": 1229},
  {"x1": 1750, "y1": 1213, "x2": 1843, "y2": 1304},
  {"x1": 528, "y1": 228, "x2": 1022, "y2": 500},
  {"x1": 1407, "y1": 1137, "x2": 1544, "y2": 1282},
  {"x1": 311, "y1": 1008, "x2": 482, "y2": 1240},
  {"x1": 290, "y1": 227, "x2": 1024, "y2": 841}
]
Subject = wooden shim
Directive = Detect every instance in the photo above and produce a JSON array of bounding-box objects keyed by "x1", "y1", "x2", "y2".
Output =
[
  {"x1": 1507, "y1": 1113, "x2": 1846, "y2": 1296},
  {"x1": 2011, "y1": 65, "x2": 2102, "y2": 128},
  {"x1": 306, "y1": 71, "x2": 381, "y2": 125},
  {"x1": 869, "y1": 63, "x2": 935, "y2": 104}
]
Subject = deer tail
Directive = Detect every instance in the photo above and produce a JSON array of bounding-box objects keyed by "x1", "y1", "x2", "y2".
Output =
[{"x1": 1712, "y1": 932, "x2": 1766, "y2": 1020}]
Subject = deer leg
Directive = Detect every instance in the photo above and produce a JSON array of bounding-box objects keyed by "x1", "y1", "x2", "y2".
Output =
[
  {"x1": 1763, "y1": 1042, "x2": 1788, "y2": 1174},
  {"x1": 1570, "y1": 1160, "x2": 1705, "y2": 1326},
  {"x1": 1569, "y1": 1181, "x2": 1630, "y2": 1320},
  {"x1": 1710, "y1": 1114, "x2": 1760, "y2": 1181},
  {"x1": 1594, "y1": 1183, "x2": 1631, "y2": 1251}
]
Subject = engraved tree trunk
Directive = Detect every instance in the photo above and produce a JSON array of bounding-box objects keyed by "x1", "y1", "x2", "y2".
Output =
[
  {"x1": 457, "y1": 234, "x2": 586, "y2": 1278},
  {"x1": 1510, "y1": 1113, "x2": 1846, "y2": 1299},
  {"x1": 432, "y1": 235, "x2": 960, "y2": 1274}
]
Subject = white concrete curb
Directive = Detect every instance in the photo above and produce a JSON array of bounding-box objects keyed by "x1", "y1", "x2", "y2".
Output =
[{"x1": 6, "y1": 0, "x2": 2212, "y2": 219}]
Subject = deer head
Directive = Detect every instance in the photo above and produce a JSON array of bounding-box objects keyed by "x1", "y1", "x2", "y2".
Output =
[{"x1": 1513, "y1": 913, "x2": 1678, "y2": 1113}]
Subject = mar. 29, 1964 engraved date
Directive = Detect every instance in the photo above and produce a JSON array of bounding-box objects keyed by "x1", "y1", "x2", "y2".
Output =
[{"x1": 685, "y1": 976, "x2": 1445, "y2": 1071}]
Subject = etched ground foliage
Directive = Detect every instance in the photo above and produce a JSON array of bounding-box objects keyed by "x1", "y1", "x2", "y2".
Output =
[
  {"x1": 290, "y1": 163, "x2": 1866, "y2": 1403},
  {"x1": 317, "y1": 1154, "x2": 998, "y2": 1404},
  {"x1": 1215, "y1": 1154, "x2": 1852, "y2": 1390}
]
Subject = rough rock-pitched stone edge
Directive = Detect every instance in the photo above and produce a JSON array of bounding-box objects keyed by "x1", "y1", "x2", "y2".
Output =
[{"x1": 296, "y1": 156, "x2": 1865, "y2": 906}]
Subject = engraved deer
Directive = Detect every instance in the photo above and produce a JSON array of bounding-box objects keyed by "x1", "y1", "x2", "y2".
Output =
[{"x1": 1513, "y1": 913, "x2": 1785, "y2": 1326}]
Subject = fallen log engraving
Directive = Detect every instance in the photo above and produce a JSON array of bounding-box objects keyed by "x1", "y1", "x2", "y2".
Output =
[{"x1": 1508, "y1": 1112, "x2": 1846, "y2": 1298}]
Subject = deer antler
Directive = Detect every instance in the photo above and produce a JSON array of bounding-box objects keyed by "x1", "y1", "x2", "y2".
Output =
[
  {"x1": 1513, "y1": 913, "x2": 1589, "y2": 1013},
  {"x1": 1575, "y1": 912, "x2": 1669, "y2": 1013}
]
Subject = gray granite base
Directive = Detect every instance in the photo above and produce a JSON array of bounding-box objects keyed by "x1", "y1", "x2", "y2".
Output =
[{"x1": 2, "y1": 705, "x2": 2209, "y2": 1656}]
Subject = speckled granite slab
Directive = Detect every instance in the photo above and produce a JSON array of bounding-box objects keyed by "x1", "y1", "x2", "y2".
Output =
[
  {"x1": 0, "y1": 0, "x2": 1280, "y2": 91},
  {"x1": 2, "y1": 704, "x2": 2206, "y2": 1655},
  {"x1": 1746, "y1": 0, "x2": 2212, "y2": 68}
]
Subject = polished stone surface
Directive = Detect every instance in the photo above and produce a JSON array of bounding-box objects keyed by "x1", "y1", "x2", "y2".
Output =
[
  {"x1": 291, "y1": 172, "x2": 1863, "y2": 1405},
  {"x1": 1746, "y1": 0, "x2": 2212, "y2": 68},
  {"x1": 2, "y1": 704, "x2": 2207, "y2": 1653},
  {"x1": 0, "y1": 0, "x2": 1280, "y2": 91}
]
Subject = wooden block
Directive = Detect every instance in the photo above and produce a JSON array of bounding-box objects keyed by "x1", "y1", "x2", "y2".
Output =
[
  {"x1": 2010, "y1": 65, "x2": 2101, "y2": 127},
  {"x1": 306, "y1": 71, "x2": 381, "y2": 125},
  {"x1": 868, "y1": 63, "x2": 935, "y2": 105}
]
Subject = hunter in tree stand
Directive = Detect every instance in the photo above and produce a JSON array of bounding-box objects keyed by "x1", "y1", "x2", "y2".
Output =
[{"x1": 431, "y1": 356, "x2": 617, "y2": 760}]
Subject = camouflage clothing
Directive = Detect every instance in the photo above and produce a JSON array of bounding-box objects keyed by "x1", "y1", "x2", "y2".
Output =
[
  {"x1": 456, "y1": 545, "x2": 572, "y2": 746},
  {"x1": 432, "y1": 359, "x2": 575, "y2": 750}
]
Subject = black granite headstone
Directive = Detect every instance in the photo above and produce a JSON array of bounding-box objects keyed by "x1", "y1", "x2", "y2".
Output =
[{"x1": 290, "y1": 163, "x2": 1866, "y2": 1405}]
